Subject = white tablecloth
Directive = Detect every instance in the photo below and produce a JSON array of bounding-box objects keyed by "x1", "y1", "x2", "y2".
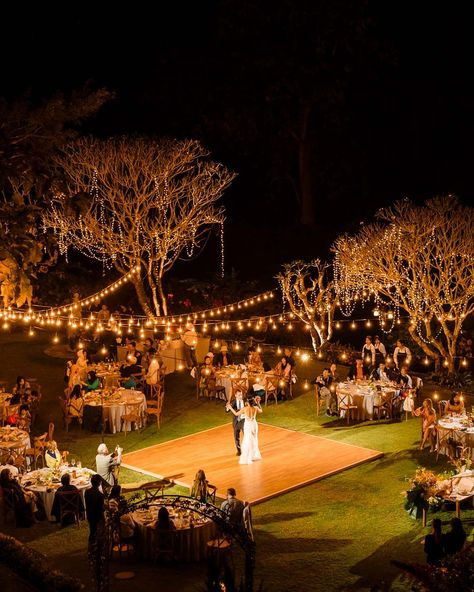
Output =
[
  {"x1": 0, "y1": 426, "x2": 31, "y2": 453},
  {"x1": 336, "y1": 382, "x2": 397, "y2": 420},
  {"x1": 21, "y1": 466, "x2": 93, "y2": 521},
  {"x1": 437, "y1": 416, "x2": 474, "y2": 459},
  {"x1": 84, "y1": 389, "x2": 147, "y2": 434}
]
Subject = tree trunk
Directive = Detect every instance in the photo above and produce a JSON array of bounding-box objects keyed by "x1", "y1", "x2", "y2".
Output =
[
  {"x1": 298, "y1": 104, "x2": 314, "y2": 227},
  {"x1": 130, "y1": 276, "x2": 155, "y2": 319},
  {"x1": 309, "y1": 325, "x2": 322, "y2": 353},
  {"x1": 156, "y1": 274, "x2": 168, "y2": 317}
]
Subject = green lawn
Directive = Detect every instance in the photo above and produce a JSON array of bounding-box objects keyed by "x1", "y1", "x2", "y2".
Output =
[{"x1": 1, "y1": 329, "x2": 471, "y2": 592}]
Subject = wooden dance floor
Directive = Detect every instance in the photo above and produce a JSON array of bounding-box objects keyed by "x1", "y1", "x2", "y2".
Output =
[{"x1": 122, "y1": 423, "x2": 383, "y2": 505}]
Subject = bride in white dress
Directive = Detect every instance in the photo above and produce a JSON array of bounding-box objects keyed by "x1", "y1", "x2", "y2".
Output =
[{"x1": 226, "y1": 396, "x2": 262, "y2": 464}]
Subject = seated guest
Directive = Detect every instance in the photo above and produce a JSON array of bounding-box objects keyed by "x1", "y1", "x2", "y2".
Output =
[
  {"x1": 108, "y1": 485, "x2": 136, "y2": 540},
  {"x1": 312, "y1": 368, "x2": 336, "y2": 416},
  {"x1": 68, "y1": 384, "x2": 84, "y2": 417},
  {"x1": 85, "y1": 370, "x2": 101, "y2": 392},
  {"x1": 190, "y1": 469, "x2": 210, "y2": 502},
  {"x1": 220, "y1": 487, "x2": 244, "y2": 526},
  {"x1": 347, "y1": 358, "x2": 365, "y2": 381},
  {"x1": 370, "y1": 362, "x2": 391, "y2": 383},
  {"x1": 11, "y1": 376, "x2": 31, "y2": 404},
  {"x1": 144, "y1": 348, "x2": 163, "y2": 392},
  {"x1": 247, "y1": 347, "x2": 264, "y2": 372},
  {"x1": 17, "y1": 404, "x2": 31, "y2": 432},
  {"x1": 199, "y1": 355, "x2": 216, "y2": 397},
  {"x1": 96, "y1": 443, "x2": 123, "y2": 486},
  {"x1": 424, "y1": 518, "x2": 445, "y2": 566},
  {"x1": 397, "y1": 366, "x2": 413, "y2": 391},
  {"x1": 51, "y1": 472, "x2": 84, "y2": 526},
  {"x1": 273, "y1": 356, "x2": 292, "y2": 398},
  {"x1": 119, "y1": 355, "x2": 142, "y2": 379},
  {"x1": 45, "y1": 440, "x2": 62, "y2": 469},
  {"x1": 214, "y1": 344, "x2": 234, "y2": 368},
  {"x1": 445, "y1": 392, "x2": 465, "y2": 415},
  {"x1": 156, "y1": 506, "x2": 176, "y2": 530},
  {"x1": 0, "y1": 467, "x2": 38, "y2": 526},
  {"x1": 329, "y1": 363, "x2": 340, "y2": 383},
  {"x1": 414, "y1": 398, "x2": 437, "y2": 451},
  {"x1": 284, "y1": 348, "x2": 297, "y2": 371},
  {"x1": 444, "y1": 517, "x2": 466, "y2": 556},
  {"x1": 126, "y1": 340, "x2": 142, "y2": 366}
]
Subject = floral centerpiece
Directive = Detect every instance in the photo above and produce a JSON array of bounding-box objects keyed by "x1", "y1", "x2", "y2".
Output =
[{"x1": 404, "y1": 467, "x2": 445, "y2": 519}]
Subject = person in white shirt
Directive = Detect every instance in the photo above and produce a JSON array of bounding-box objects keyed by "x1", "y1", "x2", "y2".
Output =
[
  {"x1": 362, "y1": 336, "x2": 376, "y2": 374},
  {"x1": 144, "y1": 348, "x2": 162, "y2": 389},
  {"x1": 95, "y1": 443, "x2": 123, "y2": 486},
  {"x1": 394, "y1": 339, "x2": 412, "y2": 369}
]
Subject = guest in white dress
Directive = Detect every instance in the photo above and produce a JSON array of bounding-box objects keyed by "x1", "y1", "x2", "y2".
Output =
[{"x1": 226, "y1": 396, "x2": 262, "y2": 465}]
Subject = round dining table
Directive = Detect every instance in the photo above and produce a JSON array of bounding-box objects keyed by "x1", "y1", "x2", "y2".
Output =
[
  {"x1": 132, "y1": 505, "x2": 218, "y2": 562},
  {"x1": 0, "y1": 426, "x2": 31, "y2": 454},
  {"x1": 21, "y1": 466, "x2": 94, "y2": 521},
  {"x1": 436, "y1": 415, "x2": 474, "y2": 460},
  {"x1": 83, "y1": 388, "x2": 147, "y2": 434},
  {"x1": 336, "y1": 381, "x2": 397, "y2": 420}
]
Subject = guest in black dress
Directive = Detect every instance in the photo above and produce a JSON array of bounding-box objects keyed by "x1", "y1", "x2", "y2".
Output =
[
  {"x1": 424, "y1": 518, "x2": 445, "y2": 566},
  {"x1": 444, "y1": 517, "x2": 466, "y2": 556}
]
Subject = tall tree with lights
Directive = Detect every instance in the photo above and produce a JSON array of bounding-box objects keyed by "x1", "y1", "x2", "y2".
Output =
[
  {"x1": 277, "y1": 259, "x2": 336, "y2": 352},
  {"x1": 43, "y1": 137, "x2": 236, "y2": 317},
  {"x1": 332, "y1": 196, "x2": 474, "y2": 372}
]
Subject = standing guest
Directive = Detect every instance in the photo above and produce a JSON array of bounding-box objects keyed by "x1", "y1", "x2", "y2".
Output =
[
  {"x1": 374, "y1": 336, "x2": 387, "y2": 366},
  {"x1": 97, "y1": 304, "x2": 111, "y2": 324},
  {"x1": 190, "y1": 469, "x2": 210, "y2": 502},
  {"x1": 444, "y1": 517, "x2": 466, "y2": 556},
  {"x1": 181, "y1": 323, "x2": 198, "y2": 369},
  {"x1": 445, "y1": 392, "x2": 465, "y2": 415},
  {"x1": 214, "y1": 343, "x2": 234, "y2": 368},
  {"x1": 424, "y1": 518, "x2": 445, "y2": 566},
  {"x1": 75, "y1": 348, "x2": 88, "y2": 381},
  {"x1": 361, "y1": 336, "x2": 376, "y2": 375},
  {"x1": 348, "y1": 358, "x2": 365, "y2": 381},
  {"x1": 273, "y1": 356, "x2": 292, "y2": 398},
  {"x1": 220, "y1": 487, "x2": 244, "y2": 526},
  {"x1": 95, "y1": 443, "x2": 123, "y2": 486},
  {"x1": 394, "y1": 339, "x2": 412, "y2": 369},
  {"x1": 51, "y1": 472, "x2": 84, "y2": 526},
  {"x1": 414, "y1": 398, "x2": 437, "y2": 451},
  {"x1": 144, "y1": 348, "x2": 163, "y2": 396},
  {"x1": 226, "y1": 390, "x2": 246, "y2": 456},
  {"x1": 85, "y1": 474, "x2": 107, "y2": 592}
]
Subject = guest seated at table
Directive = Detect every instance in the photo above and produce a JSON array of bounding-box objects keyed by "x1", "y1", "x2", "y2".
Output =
[
  {"x1": 444, "y1": 517, "x2": 466, "y2": 556},
  {"x1": 85, "y1": 370, "x2": 101, "y2": 392},
  {"x1": 445, "y1": 392, "x2": 465, "y2": 415},
  {"x1": 126, "y1": 340, "x2": 142, "y2": 366},
  {"x1": 108, "y1": 485, "x2": 136, "y2": 540},
  {"x1": 68, "y1": 385, "x2": 84, "y2": 417},
  {"x1": 75, "y1": 348, "x2": 88, "y2": 381},
  {"x1": 45, "y1": 440, "x2": 62, "y2": 469},
  {"x1": 329, "y1": 363, "x2": 340, "y2": 383},
  {"x1": 17, "y1": 404, "x2": 31, "y2": 432},
  {"x1": 214, "y1": 344, "x2": 234, "y2": 368},
  {"x1": 397, "y1": 367, "x2": 413, "y2": 391},
  {"x1": 220, "y1": 487, "x2": 244, "y2": 526},
  {"x1": 119, "y1": 355, "x2": 142, "y2": 380},
  {"x1": 370, "y1": 362, "x2": 391, "y2": 383},
  {"x1": 0, "y1": 467, "x2": 38, "y2": 526},
  {"x1": 11, "y1": 376, "x2": 31, "y2": 405},
  {"x1": 156, "y1": 506, "x2": 176, "y2": 530},
  {"x1": 312, "y1": 368, "x2": 336, "y2": 416},
  {"x1": 414, "y1": 398, "x2": 437, "y2": 451},
  {"x1": 190, "y1": 469, "x2": 210, "y2": 502},
  {"x1": 51, "y1": 472, "x2": 84, "y2": 526},
  {"x1": 347, "y1": 358, "x2": 365, "y2": 381},
  {"x1": 247, "y1": 347, "x2": 264, "y2": 372},
  {"x1": 284, "y1": 348, "x2": 296, "y2": 371},
  {"x1": 273, "y1": 356, "x2": 292, "y2": 399}
]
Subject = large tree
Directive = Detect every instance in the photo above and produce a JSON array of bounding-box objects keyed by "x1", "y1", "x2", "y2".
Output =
[
  {"x1": 332, "y1": 196, "x2": 474, "y2": 372},
  {"x1": 277, "y1": 259, "x2": 336, "y2": 352},
  {"x1": 0, "y1": 88, "x2": 111, "y2": 306},
  {"x1": 43, "y1": 137, "x2": 236, "y2": 317}
]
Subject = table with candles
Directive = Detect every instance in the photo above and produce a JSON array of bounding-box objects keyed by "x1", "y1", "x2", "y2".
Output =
[{"x1": 83, "y1": 388, "x2": 147, "y2": 433}]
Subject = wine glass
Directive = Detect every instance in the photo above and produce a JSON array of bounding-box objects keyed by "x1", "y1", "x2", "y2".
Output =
[{"x1": 70, "y1": 458, "x2": 76, "y2": 468}]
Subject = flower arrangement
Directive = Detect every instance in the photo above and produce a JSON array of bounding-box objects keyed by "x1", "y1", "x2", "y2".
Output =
[
  {"x1": 404, "y1": 467, "x2": 445, "y2": 519},
  {"x1": 450, "y1": 445, "x2": 473, "y2": 474}
]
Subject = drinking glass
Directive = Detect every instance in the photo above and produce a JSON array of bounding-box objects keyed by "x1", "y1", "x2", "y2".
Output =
[{"x1": 70, "y1": 458, "x2": 76, "y2": 468}]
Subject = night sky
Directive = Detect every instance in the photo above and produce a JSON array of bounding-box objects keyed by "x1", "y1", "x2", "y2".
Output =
[{"x1": 2, "y1": 1, "x2": 474, "y2": 279}]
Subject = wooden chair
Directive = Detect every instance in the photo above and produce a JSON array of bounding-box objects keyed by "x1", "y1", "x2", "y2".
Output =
[
  {"x1": 4, "y1": 403, "x2": 20, "y2": 425},
  {"x1": 264, "y1": 376, "x2": 279, "y2": 406},
  {"x1": 47, "y1": 421, "x2": 55, "y2": 441},
  {"x1": 109, "y1": 512, "x2": 136, "y2": 561},
  {"x1": 59, "y1": 397, "x2": 82, "y2": 431},
  {"x1": 153, "y1": 528, "x2": 176, "y2": 564},
  {"x1": 338, "y1": 392, "x2": 358, "y2": 424},
  {"x1": 230, "y1": 378, "x2": 249, "y2": 398},
  {"x1": 146, "y1": 393, "x2": 164, "y2": 430},
  {"x1": 120, "y1": 402, "x2": 142, "y2": 436},
  {"x1": 373, "y1": 391, "x2": 393, "y2": 420},
  {"x1": 207, "y1": 482, "x2": 218, "y2": 504},
  {"x1": 142, "y1": 479, "x2": 170, "y2": 502},
  {"x1": 26, "y1": 432, "x2": 48, "y2": 469},
  {"x1": 314, "y1": 386, "x2": 326, "y2": 416},
  {"x1": 438, "y1": 400, "x2": 448, "y2": 418},
  {"x1": 56, "y1": 489, "x2": 83, "y2": 528}
]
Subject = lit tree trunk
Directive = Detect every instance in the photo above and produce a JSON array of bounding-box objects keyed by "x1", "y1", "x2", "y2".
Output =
[{"x1": 130, "y1": 275, "x2": 155, "y2": 319}]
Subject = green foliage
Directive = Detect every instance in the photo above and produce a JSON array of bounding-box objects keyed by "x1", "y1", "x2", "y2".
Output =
[{"x1": 430, "y1": 370, "x2": 473, "y2": 392}]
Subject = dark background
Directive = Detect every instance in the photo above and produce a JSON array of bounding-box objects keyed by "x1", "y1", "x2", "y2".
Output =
[{"x1": 1, "y1": 0, "x2": 473, "y2": 283}]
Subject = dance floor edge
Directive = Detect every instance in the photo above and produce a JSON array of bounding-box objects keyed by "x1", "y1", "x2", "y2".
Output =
[{"x1": 122, "y1": 423, "x2": 383, "y2": 505}]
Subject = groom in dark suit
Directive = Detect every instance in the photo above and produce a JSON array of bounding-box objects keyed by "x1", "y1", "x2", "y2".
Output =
[{"x1": 226, "y1": 390, "x2": 246, "y2": 456}]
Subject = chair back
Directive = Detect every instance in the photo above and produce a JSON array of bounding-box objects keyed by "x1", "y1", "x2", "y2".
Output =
[
  {"x1": 438, "y1": 400, "x2": 448, "y2": 417},
  {"x1": 48, "y1": 422, "x2": 55, "y2": 441},
  {"x1": 206, "y1": 482, "x2": 217, "y2": 504},
  {"x1": 5, "y1": 404, "x2": 20, "y2": 423},
  {"x1": 153, "y1": 528, "x2": 175, "y2": 563},
  {"x1": 57, "y1": 489, "x2": 83, "y2": 527},
  {"x1": 231, "y1": 378, "x2": 249, "y2": 397}
]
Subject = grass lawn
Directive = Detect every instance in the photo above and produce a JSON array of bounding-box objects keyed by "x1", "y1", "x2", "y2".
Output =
[{"x1": 1, "y1": 329, "x2": 472, "y2": 591}]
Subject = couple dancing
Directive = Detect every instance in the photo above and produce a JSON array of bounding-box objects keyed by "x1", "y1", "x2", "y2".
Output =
[{"x1": 226, "y1": 390, "x2": 262, "y2": 465}]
